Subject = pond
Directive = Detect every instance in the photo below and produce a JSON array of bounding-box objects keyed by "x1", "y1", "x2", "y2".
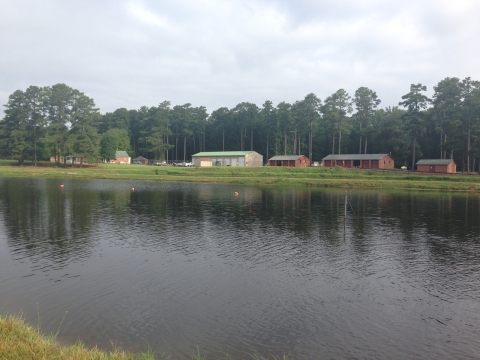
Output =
[{"x1": 0, "y1": 178, "x2": 479, "y2": 359}]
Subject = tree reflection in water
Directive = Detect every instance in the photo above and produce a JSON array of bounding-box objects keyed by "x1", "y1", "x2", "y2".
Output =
[{"x1": 0, "y1": 178, "x2": 479, "y2": 359}]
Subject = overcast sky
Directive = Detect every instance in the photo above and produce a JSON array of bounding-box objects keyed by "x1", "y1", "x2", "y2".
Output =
[{"x1": 1, "y1": 0, "x2": 479, "y2": 115}]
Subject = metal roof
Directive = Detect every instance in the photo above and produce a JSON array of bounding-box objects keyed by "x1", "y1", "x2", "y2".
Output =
[
  {"x1": 322, "y1": 154, "x2": 391, "y2": 161},
  {"x1": 132, "y1": 156, "x2": 148, "y2": 160},
  {"x1": 115, "y1": 151, "x2": 130, "y2": 158},
  {"x1": 416, "y1": 159, "x2": 455, "y2": 165},
  {"x1": 192, "y1": 151, "x2": 254, "y2": 157},
  {"x1": 269, "y1": 155, "x2": 307, "y2": 161}
]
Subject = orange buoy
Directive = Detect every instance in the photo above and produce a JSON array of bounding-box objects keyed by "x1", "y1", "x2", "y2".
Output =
[
  {"x1": 234, "y1": 192, "x2": 238, "y2": 196},
  {"x1": 60, "y1": 184, "x2": 64, "y2": 188},
  {"x1": 131, "y1": 187, "x2": 135, "y2": 191}
]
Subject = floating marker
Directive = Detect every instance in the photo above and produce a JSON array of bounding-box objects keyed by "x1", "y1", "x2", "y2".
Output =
[
  {"x1": 131, "y1": 187, "x2": 135, "y2": 191},
  {"x1": 60, "y1": 184, "x2": 64, "y2": 188},
  {"x1": 234, "y1": 192, "x2": 238, "y2": 196}
]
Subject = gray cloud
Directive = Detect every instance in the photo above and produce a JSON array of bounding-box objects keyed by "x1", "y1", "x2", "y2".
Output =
[{"x1": 1, "y1": 0, "x2": 479, "y2": 115}]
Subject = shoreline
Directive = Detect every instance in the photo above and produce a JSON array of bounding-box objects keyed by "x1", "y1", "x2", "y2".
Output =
[
  {"x1": 0, "y1": 314, "x2": 287, "y2": 360},
  {"x1": 0, "y1": 162, "x2": 479, "y2": 192},
  {"x1": 0, "y1": 314, "x2": 155, "y2": 360}
]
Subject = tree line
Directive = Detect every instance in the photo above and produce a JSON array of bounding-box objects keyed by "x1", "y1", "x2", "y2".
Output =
[{"x1": 1, "y1": 77, "x2": 480, "y2": 171}]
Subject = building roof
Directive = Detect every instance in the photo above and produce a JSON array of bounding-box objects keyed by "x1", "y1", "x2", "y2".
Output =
[
  {"x1": 115, "y1": 151, "x2": 130, "y2": 158},
  {"x1": 132, "y1": 156, "x2": 148, "y2": 161},
  {"x1": 269, "y1": 155, "x2": 308, "y2": 161},
  {"x1": 192, "y1": 151, "x2": 255, "y2": 157},
  {"x1": 416, "y1": 159, "x2": 455, "y2": 165},
  {"x1": 322, "y1": 154, "x2": 392, "y2": 161}
]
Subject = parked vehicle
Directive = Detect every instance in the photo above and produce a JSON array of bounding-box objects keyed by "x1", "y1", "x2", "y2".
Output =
[{"x1": 178, "y1": 162, "x2": 194, "y2": 167}]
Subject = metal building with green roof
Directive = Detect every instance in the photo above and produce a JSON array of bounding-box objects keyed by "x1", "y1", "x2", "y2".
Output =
[{"x1": 191, "y1": 151, "x2": 263, "y2": 167}]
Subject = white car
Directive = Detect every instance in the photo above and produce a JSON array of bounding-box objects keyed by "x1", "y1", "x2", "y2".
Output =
[{"x1": 179, "y1": 162, "x2": 194, "y2": 167}]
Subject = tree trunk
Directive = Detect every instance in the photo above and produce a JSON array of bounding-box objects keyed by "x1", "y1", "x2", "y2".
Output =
[
  {"x1": 266, "y1": 132, "x2": 269, "y2": 163},
  {"x1": 183, "y1": 137, "x2": 187, "y2": 162},
  {"x1": 467, "y1": 129, "x2": 471, "y2": 173},
  {"x1": 33, "y1": 125, "x2": 37, "y2": 166},
  {"x1": 364, "y1": 136, "x2": 368, "y2": 154},
  {"x1": 332, "y1": 135, "x2": 335, "y2": 155},
  {"x1": 63, "y1": 143, "x2": 66, "y2": 168},
  {"x1": 440, "y1": 132, "x2": 443, "y2": 159},
  {"x1": 444, "y1": 135, "x2": 447, "y2": 160},
  {"x1": 251, "y1": 130, "x2": 253, "y2": 151},
  {"x1": 412, "y1": 134, "x2": 416, "y2": 170},
  {"x1": 284, "y1": 132, "x2": 288, "y2": 155},
  {"x1": 175, "y1": 137, "x2": 178, "y2": 161},
  {"x1": 309, "y1": 122, "x2": 313, "y2": 164},
  {"x1": 293, "y1": 129, "x2": 297, "y2": 155},
  {"x1": 338, "y1": 131, "x2": 342, "y2": 155},
  {"x1": 222, "y1": 130, "x2": 225, "y2": 151},
  {"x1": 244, "y1": 128, "x2": 247, "y2": 150},
  {"x1": 359, "y1": 122, "x2": 362, "y2": 154}
]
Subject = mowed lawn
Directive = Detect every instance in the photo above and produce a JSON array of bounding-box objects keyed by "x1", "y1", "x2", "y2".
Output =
[{"x1": 0, "y1": 160, "x2": 479, "y2": 191}]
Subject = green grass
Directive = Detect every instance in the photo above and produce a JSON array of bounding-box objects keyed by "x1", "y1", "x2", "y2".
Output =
[
  {"x1": 0, "y1": 314, "x2": 289, "y2": 360},
  {"x1": 0, "y1": 314, "x2": 155, "y2": 360},
  {"x1": 0, "y1": 161, "x2": 479, "y2": 191}
]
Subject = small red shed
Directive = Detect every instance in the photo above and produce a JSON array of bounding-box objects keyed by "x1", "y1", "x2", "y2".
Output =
[
  {"x1": 268, "y1": 155, "x2": 311, "y2": 167},
  {"x1": 416, "y1": 159, "x2": 456, "y2": 173}
]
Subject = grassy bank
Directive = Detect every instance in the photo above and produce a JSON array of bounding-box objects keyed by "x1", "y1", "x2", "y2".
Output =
[
  {"x1": 0, "y1": 315, "x2": 154, "y2": 360},
  {"x1": 0, "y1": 161, "x2": 479, "y2": 191},
  {"x1": 0, "y1": 315, "x2": 288, "y2": 360}
]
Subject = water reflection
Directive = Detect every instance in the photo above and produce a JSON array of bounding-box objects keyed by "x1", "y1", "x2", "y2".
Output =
[
  {"x1": 0, "y1": 178, "x2": 100, "y2": 268},
  {"x1": 0, "y1": 178, "x2": 479, "y2": 359}
]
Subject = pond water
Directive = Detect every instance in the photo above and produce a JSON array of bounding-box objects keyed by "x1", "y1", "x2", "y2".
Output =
[{"x1": 0, "y1": 178, "x2": 479, "y2": 359}]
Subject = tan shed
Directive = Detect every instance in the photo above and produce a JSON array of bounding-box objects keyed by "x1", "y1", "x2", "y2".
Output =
[
  {"x1": 199, "y1": 158, "x2": 212, "y2": 167},
  {"x1": 192, "y1": 151, "x2": 263, "y2": 167}
]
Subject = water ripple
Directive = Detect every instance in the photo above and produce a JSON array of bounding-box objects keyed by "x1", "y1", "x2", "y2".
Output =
[{"x1": 0, "y1": 179, "x2": 479, "y2": 358}]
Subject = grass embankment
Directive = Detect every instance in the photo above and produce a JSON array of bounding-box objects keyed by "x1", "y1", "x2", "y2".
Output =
[
  {"x1": 0, "y1": 315, "x2": 154, "y2": 360},
  {"x1": 0, "y1": 315, "x2": 287, "y2": 360},
  {"x1": 0, "y1": 160, "x2": 479, "y2": 191}
]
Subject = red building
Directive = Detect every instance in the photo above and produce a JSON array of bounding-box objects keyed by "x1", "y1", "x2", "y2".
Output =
[
  {"x1": 416, "y1": 159, "x2": 456, "y2": 173},
  {"x1": 322, "y1": 154, "x2": 395, "y2": 169},
  {"x1": 268, "y1": 155, "x2": 311, "y2": 167},
  {"x1": 109, "y1": 151, "x2": 131, "y2": 164}
]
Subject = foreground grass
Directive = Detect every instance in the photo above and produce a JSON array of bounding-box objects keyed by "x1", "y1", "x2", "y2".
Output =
[
  {"x1": 0, "y1": 315, "x2": 154, "y2": 360},
  {"x1": 0, "y1": 315, "x2": 289, "y2": 360},
  {"x1": 0, "y1": 160, "x2": 479, "y2": 191}
]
